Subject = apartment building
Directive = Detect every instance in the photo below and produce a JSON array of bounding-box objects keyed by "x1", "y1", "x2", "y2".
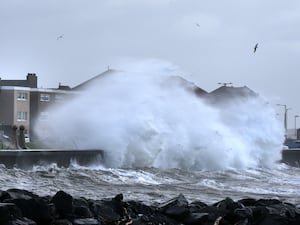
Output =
[
  {"x1": 0, "y1": 86, "x2": 31, "y2": 137},
  {"x1": 0, "y1": 73, "x2": 72, "y2": 141},
  {"x1": 0, "y1": 69, "x2": 212, "y2": 143}
]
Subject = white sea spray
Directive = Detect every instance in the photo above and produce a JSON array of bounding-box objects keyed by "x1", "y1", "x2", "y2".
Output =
[{"x1": 34, "y1": 59, "x2": 285, "y2": 170}]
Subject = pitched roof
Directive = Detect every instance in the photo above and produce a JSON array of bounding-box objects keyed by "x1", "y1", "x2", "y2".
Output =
[
  {"x1": 204, "y1": 85, "x2": 258, "y2": 104},
  {"x1": 72, "y1": 69, "x2": 116, "y2": 90},
  {"x1": 167, "y1": 76, "x2": 207, "y2": 96}
]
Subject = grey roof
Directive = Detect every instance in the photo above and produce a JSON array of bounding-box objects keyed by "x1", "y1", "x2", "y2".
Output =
[
  {"x1": 167, "y1": 76, "x2": 207, "y2": 96},
  {"x1": 204, "y1": 85, "x2": 258, "y2": 104},
  {"x1": 72, "y1": 69, "x2": 116, "y2": 90},
  {"x1": 72, "y1": 70, "x2": 208, "y2": 98},
  {"x1": 0, "y1": 73, "x2": 37, "y2": 88}
]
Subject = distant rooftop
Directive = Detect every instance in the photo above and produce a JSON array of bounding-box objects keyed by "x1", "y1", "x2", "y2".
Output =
[
  {"x1": 0, "y1": 73, "x2": 37, "y2": 88},
  {"x1": 204, "y1": 85, "x2": 258, "y2": 103},
  {"x1": 72, "y1": 69, "x2": 115, "y2": 90},
  {"x1": 167, "y1": 76, "x2": 207, "y2": 96}
]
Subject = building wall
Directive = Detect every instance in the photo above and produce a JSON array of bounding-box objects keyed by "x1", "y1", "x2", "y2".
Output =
[
  {"x1": 0, "y1": 87, "x2": 31, "y2": 135},
  {"x1": 29, "y1": 89, "x2": 76, "y2": 140},
  {"x1": 30, "y1": 90, "x2": 54, "y2": 140},
  {"x1": 14, "y1": 88, "x2": 30, "y2": 133},
  {"x1": 0, "y1": 88, "x2": 14, "y2": 125},
  {"x1": 0, "y1": 73, "x2": 86, "y2": 143}
]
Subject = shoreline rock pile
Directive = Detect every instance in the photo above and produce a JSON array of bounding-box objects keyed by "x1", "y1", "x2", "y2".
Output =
[{"x1": 1, "y1": 189, "x2": 300, "y2": 225}]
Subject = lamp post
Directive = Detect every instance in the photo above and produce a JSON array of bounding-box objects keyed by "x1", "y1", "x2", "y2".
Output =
[
  {"x1": 218, "y1": 82, "x2": 232, "y2": 87},
  {"x1": 277, "y1": 104, "x2": 291, "y2": 135},
  {"x1": 295, "y1": 115, "x2": 299, "y2": 139}
]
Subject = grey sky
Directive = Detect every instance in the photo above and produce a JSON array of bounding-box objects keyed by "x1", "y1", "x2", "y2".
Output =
[{"x1": 1, "y1": 0, "x2": 300, "y2": 127}]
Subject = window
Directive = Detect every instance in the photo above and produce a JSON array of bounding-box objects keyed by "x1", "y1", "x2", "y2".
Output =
[
  {"x1": 17, "y1": 92, "x2": 28, "y2": 100},
  {"x1": 40, "y1": 94, "x2": 50, "y2": 102},
  {"x1": 17, "y1": 111, "x2": 28, "y2": 121},
  {"x1": 55, "y1": 94, "x2": 64, "y2": 102},
  {"x1": 39, "y1": 112, "x2": 49, "y2": 121}
]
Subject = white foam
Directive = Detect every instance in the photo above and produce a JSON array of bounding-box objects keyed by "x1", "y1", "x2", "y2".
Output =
[{"x1": 35, "y1": 59, "x2": 284, "y2": 170}]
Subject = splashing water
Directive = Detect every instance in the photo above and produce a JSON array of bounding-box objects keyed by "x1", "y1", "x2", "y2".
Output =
[{"x1": 35, "y1": 60, "x2": 284, "y2": 170}]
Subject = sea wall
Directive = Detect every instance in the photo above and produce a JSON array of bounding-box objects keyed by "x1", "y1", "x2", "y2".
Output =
[
  {"x1": 281, "y1": 149, "x2": 300, "y2": 167},
  {"x1": 1, "y1": 189, "x2": 300, "y2": 225},
  {"x1": 0, "y1": 149, "x2": 104, "y2": 169}
]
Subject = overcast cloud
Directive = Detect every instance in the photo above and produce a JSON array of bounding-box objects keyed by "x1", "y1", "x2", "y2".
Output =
[{"x1": 1, "y1": 0, "x2": 300, "y2": 127}]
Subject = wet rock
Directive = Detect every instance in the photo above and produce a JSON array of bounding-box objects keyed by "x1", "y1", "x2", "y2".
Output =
[
  {"x1": 214, "y1": 197, "x2": 244, "y2": 211},
  {"x1": 213, "y1": 197, "x2": 245, "y2": 224},
  {"x1": 3, "y1": 190, "x2": 52, "y2": 225},
  {"x1": 7, "y1": 196, "x2": 52, "y2": 225},
  {"x1": 189, "y1": 200, "x2": 208, "y2": 212},
  {"x1": 2, "y1": 188, "x2": 300, "y2": 225},
  {"x1": 73, "y1": 218, "x2": 99, "y2": 225},
  {"x1": 0, "y1": 202, "x2": 23, "y2": 224},
  {"x1": 73, "y1": 198, "x2": 93, "y2": 218},
  {"x1": 111, "y1": 193, "x2": 125, "y2": 216},
  {"x1": 10, "y1": 217, "x2": 36, "y2": 225},
  {"x1": 0, "y1": 190, "x2": 11, "y2": 202},
  {"x1": 125, "y1": 200, "x2": 155, "y2": 218},
  {"x1": 51, "y1": 190, "x2": 73, "y2": 218},
  {"x1": 74, "y1": 205, "x2": 93, "y2": 218},
  {"x1": 158, "y1": 193, "x2": 190, "y2": 219},
  {"x1": 89, "y1": 201, "x2": 120, "y2": 224},
  {"x1": 234, "y1": 207, "x2": 253, "y2": 218},
  {"x1": 238, "y1": 198, "x2": 257, "y2": 207},
  {"x1": 52, "y1": 219, "x2": 73, "y2": 225},
  {"x1": 256, "y1": 199, "x2": 282, "y2": 206},
  {"x1": 196, "y1": 205, "x2": 226, "y2": 223},
  {"x1": 6, "y1": 189, "x2": 40, "y2": 200},
  {"x1": 132, "y1": 213, "x2": 178, "y2": 225},
  {"x1": 182, "y1": 212, "x2": 209, "y2": 225}
]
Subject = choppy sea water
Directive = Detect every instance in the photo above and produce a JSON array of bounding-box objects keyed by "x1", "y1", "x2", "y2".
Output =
[
  {"x1": 1, "y1": 162, "x2": 300, "y2": 205},
  {"x1": 15, "y1": 62, "x2": 295, "y2": 206}
]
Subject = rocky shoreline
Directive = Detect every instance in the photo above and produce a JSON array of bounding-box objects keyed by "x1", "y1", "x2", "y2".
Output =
[{"x1": 1, "y1": 189, "x2": 300, "y2": 225}]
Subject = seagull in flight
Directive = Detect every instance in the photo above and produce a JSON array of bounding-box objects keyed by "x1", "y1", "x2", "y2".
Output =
[
  {"x1": 254, "y1": 43, "x2": 258, "y2": 53},
  {"x1": 56, "y1": 35, "x2": 64, "y2": 40}
]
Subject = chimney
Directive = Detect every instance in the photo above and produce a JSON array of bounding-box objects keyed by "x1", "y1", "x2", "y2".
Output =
[{"x1": 26, "y1": 73, "x2": 37, "y2": 88}]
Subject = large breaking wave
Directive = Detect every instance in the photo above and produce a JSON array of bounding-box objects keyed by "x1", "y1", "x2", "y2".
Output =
[{"x1": 35, "y1": 60, "x2": 284, "y2": 170}]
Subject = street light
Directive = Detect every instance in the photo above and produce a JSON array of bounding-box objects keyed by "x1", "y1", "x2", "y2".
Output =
[
  {"x1": 295, "y1": 115, "x2": 299, "y2": 139},
  {"x1": 277, "y1": 104, "x2": 292, "y2": 134},
  {"x1": 218, "y1": 82, "x2": 233, "y2": 87}
]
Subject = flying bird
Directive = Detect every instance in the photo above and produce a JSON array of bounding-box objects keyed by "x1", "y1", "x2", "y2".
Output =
[
  {"x1": 254, "y1": 43, "x2": 258, "y2": 53},
  {"x1": 195, "y1": 23, "x2": 200, "y2": 27},
  {"x1": 56, "y1": 35, "x2": 64, "y2": 40}
]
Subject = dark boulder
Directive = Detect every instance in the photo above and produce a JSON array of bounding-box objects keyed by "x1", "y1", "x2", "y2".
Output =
[
  {"x1": 0, "y1": 190, "x2": 11, "y2": 202},
  {"x1": 3, "y1": 188, "x2": 300, "y2": 225},
  {"x1": 111, "y1": 193, "x2": 125, "y2": 216},
  {"x1": 213, "y1": 197, "x2": 246, "y2": 224},
  {"x1": 182, "y1": 212, "x2": 209, "y2": 225},
  {"x1": 73, "y1": 198, "x2": 93, "y2": 218},
  {"x1": 51, "y1": 191, "x2": 73, "y2": 218},
  {"x1": 234, "y1": 207, "x2": 253, "y2": 218},
  {"x1": 125, "y1": 200, "x2": 155, "y2": 218},
  {"x1": 52, "y1": 219, "x2": 73, "y2": 225},
  {"x1": 73, "y1": 218, "x2": 99, "y2": 225},
  {"x1": 10, "y1": 217, "x2": 36, "y2": 225},
  {"x1": 4, "y1": 190, "x2": 52, "y2": 225},
  {"x1": 158, "y1": 193, "x2": 190, "y2": 219},
  {"x1": 198, "y1": 205, "x2": 226, "y2": 218},
  {"x1": 74, "y1": 205, "x2": 93, "y2": 218},
  {"x1": 189, "y1": 200, "x2": 208, "y2": 212},
  {"x1": 5, "y1": 189, "x2": 40, "y2": 200},
  {"x1": 0, "y1": 202, "x2": 23, "y2": 224},
  {"x1": 89, "y1": 201, "x2": 121, "y2": 224}
]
